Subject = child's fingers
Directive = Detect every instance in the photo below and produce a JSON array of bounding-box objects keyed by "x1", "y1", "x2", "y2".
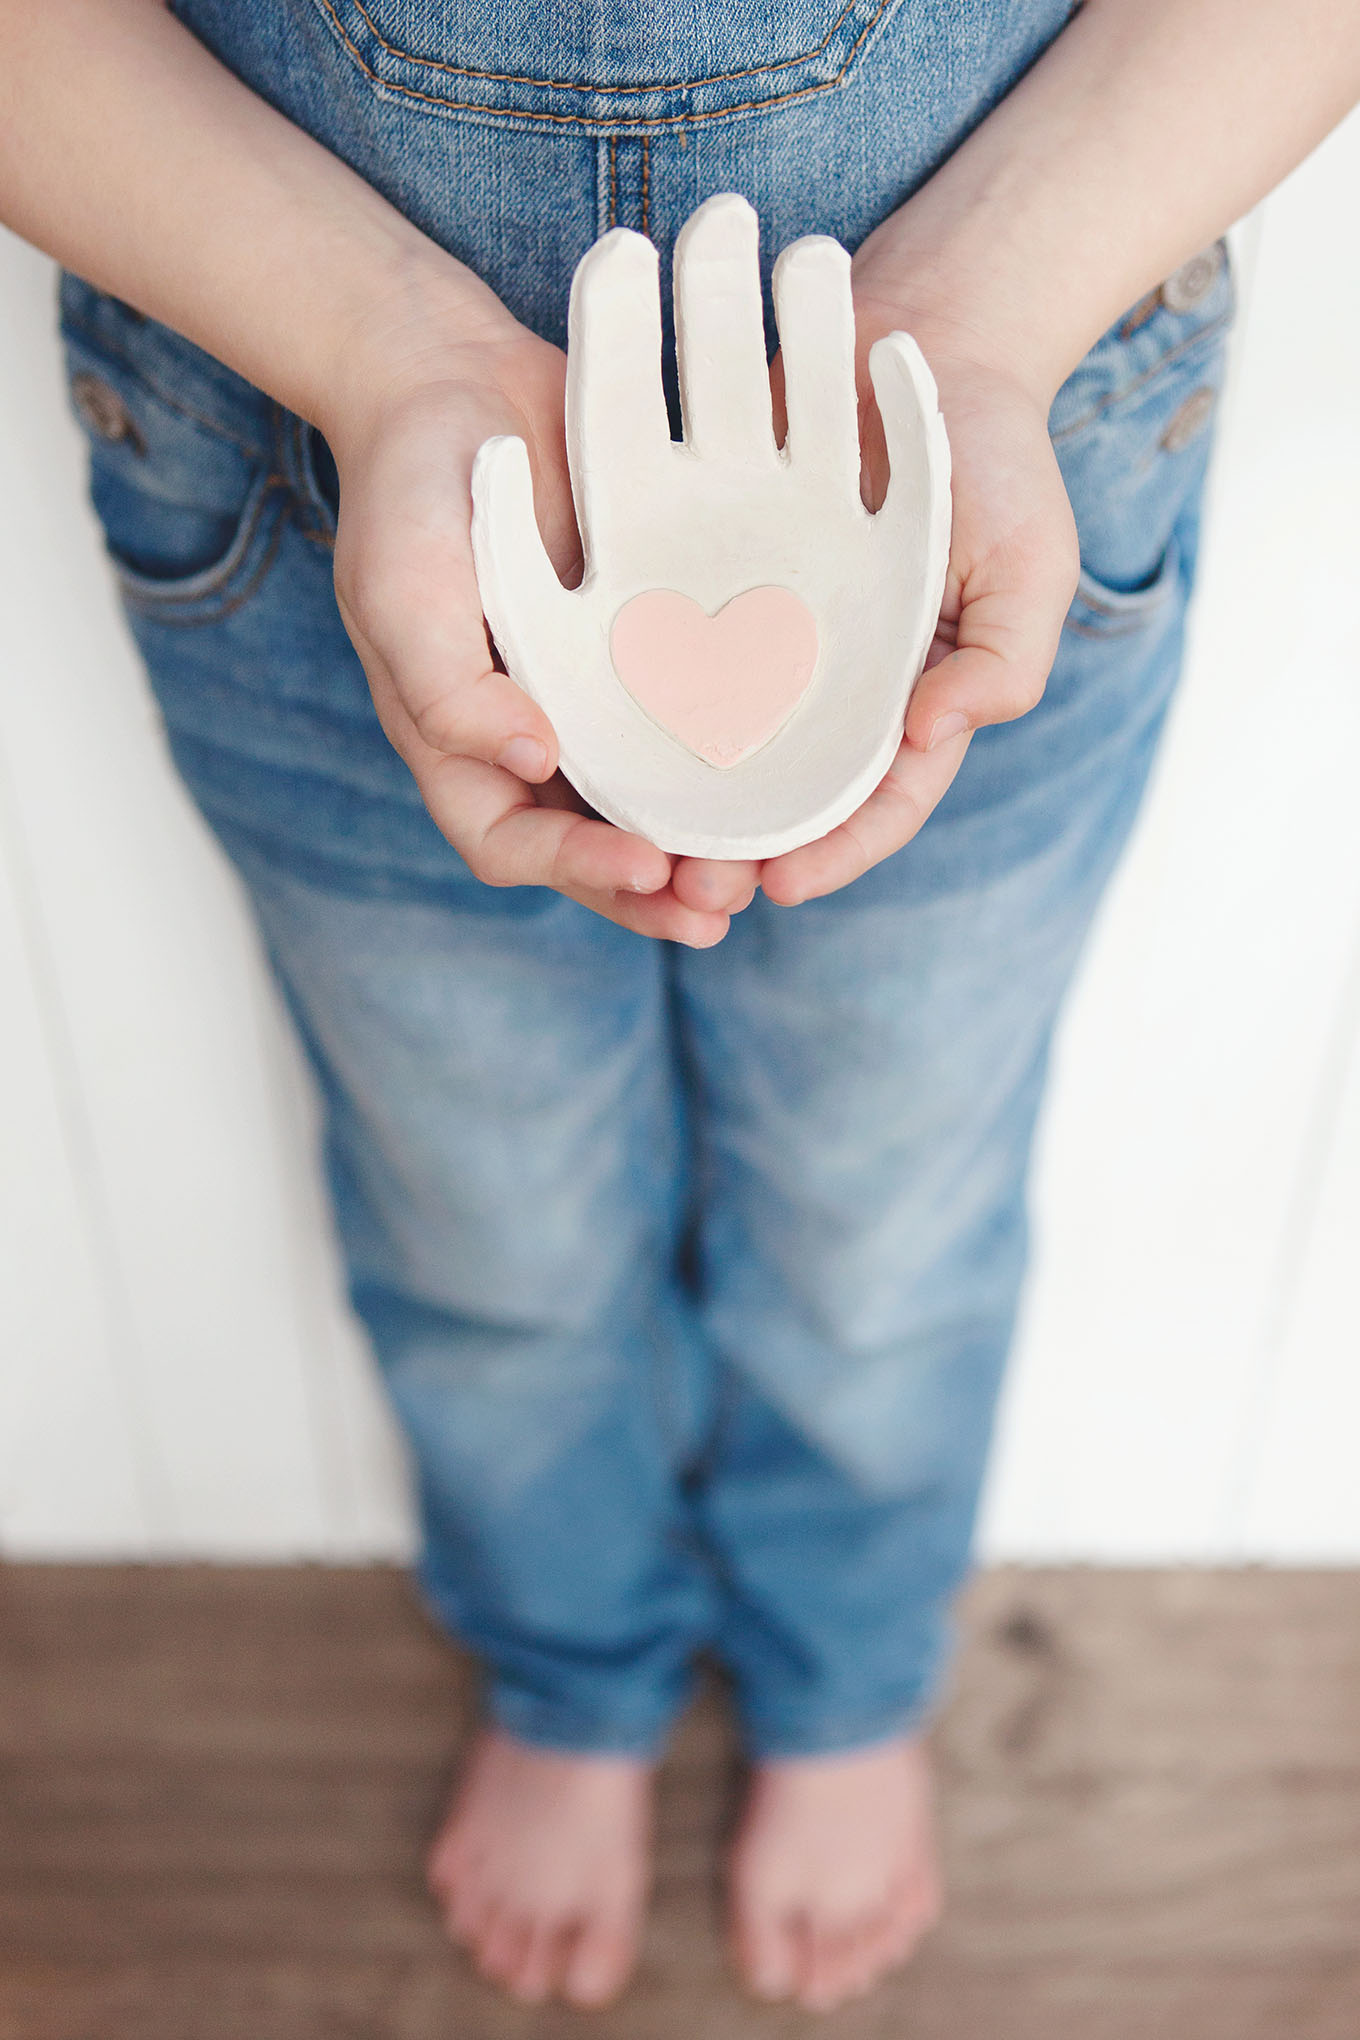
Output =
[
  {"x1": 415, "y1": 750, "x2": 669, "y2": 895},
  {"x1": 671, "y1": 855, "x2": 761, "y2": 914},
  {"x1": 760, "y1": 726, "x2": 970, "y2": 906},
  {"x1": 902, "y1": 538, "x2": 1076, "y2": 752},
  {"x1": 359, "y1": 644, "x2": 733, "y2": 939},
  {"x1": 336, "y1": 539, "x2": 560, "y2": 779},
  {"x1": 576, "y1": 882, "x2": 733, "y2": 947}
]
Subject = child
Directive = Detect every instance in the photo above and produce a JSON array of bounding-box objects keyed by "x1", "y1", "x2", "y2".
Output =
[{"x1": 3, "y1": 0, "x2": 1356, "y2": 2013}]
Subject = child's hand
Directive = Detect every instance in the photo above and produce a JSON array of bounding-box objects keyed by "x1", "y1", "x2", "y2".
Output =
[
  {"x1": 760, "y1": 302, "x2": 1079, "y2": 906},
  {"x1": 327, "y1": 310, "x2": 757, "y2": 944}
]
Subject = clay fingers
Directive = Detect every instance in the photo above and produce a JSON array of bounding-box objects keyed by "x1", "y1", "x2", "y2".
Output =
[
  {"x1": 566, "y1": 228, "x2": 674, "y2": 565},
  {"x1": 868, "y1": 333, "x2": 952, "y2": 553},
  {"x1": 772, "y1": 234, "x2": 861, "y2": 499},
  {"x1": 673, "y1": 193, "x2": 778, "y2": 466},
  {"x1": 470, "y1": 434, "x2": 572, "y2": 654}
]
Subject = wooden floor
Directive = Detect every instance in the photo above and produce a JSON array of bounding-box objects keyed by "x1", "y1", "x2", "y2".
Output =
[{"x1": 2, "y1": 1565, "x2": 1359, "y2": 2040}]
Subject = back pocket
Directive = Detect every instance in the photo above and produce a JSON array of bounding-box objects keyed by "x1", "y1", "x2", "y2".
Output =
[
  {"x1": 311, "y1": 0, "x2": 903, "y2": 127},
  {"x1": 1052, "y1": 241, "x2": 1234, "y2": 612},
  {"x1": 59, "y1": 275, "x2": 287, "y2": 620}
]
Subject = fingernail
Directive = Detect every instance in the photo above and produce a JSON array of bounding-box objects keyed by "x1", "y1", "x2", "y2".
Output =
[
  {"x1": 495, "y1": 735, "x2": 548, "y2": 779},
  {"x1": 927, "y1": 710, "x2": 970, "y2": 752}
]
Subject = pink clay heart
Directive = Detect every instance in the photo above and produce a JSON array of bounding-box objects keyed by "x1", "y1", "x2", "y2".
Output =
[{"x1": 609, "y1": 586, "x2": 819, "y2": 768}]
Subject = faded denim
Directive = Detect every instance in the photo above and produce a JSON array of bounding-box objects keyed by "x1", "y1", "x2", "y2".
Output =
[{"x1": 59, "y1": 0, "x2": 1233, "y2": 1754}]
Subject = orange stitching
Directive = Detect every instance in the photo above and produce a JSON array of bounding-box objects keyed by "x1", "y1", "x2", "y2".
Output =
[
  {"x1": 120, "y1": 476, "x2": 288, "y2": 618},
  {"x1": 290, "y1": 410, "x2": 330, "y2": 540},
  {"x1": 346, "y1": 0, "x2": 861, "y2": 95},
  {"x1": 608, "y1": 135, "x2": 618, "y2": 227},
  {"x1": 63, "y1": 326, "x2": 268, "y2": 462},
  {"x1": 311, "y1": 0, "x2": 896, "y2": 128},
  {"x1": 641, "y1": 136, "x2": 650, "y2": 239}
]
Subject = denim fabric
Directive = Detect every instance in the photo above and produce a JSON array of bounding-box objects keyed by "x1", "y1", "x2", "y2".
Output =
[{"x1": 59, "y1": 0, "x2": 1233, "y2": 1755}]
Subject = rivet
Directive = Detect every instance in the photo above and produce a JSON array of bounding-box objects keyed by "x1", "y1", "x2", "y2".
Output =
[
  {"x1": 1161, "y1": 385, "x2": 1217, "y2": 453},
  {"x1": 70, "y1": 372, "x2": 145, "y2": 453},
  {"x1": 1160, "y1": 243, "x2": 1224, "y2": 314}
]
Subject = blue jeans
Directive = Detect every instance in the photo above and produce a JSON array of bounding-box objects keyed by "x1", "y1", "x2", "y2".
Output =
[{"x1": 58, "y1": 0, "x2": 1234, "y2": 1756}]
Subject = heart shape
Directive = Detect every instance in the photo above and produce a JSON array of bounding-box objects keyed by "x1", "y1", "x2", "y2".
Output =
[{"x1": 609, "y1": 586, "x2": 819, "y2": 769}]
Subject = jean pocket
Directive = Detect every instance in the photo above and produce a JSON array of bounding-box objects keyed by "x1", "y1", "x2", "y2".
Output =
[
  {"x1": 310, "y1": 0, "x2": 904, "y2": 128},
  {"x1": 1065, "y1": 533, "x2": 1183, "y2": 642},
  {"x1": 1052, "y1": 242, "x2": 1234, "y2": 606},
  {"x1": 59, "y1": 278, "x2": 289, "y2": 622}
]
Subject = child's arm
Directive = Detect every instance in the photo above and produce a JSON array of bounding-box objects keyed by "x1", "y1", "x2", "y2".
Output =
[
  {"x1": 0, "y1": 0, "x2": 745, "y2": 943},
  {"x1": 4, "y1": 2, "x2": 1357, "y2": 918},
  {"x1": 761, "y1": 0, "x2": 1360, "y2": 904}
]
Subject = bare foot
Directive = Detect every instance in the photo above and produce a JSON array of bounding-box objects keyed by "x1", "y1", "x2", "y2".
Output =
[
  {"x1": 727, "y1": 1734, "x2": 941, "y2": 2011},
  {"x1": 427, "y1": 1727, "x2": 654, "y2": 2006}
]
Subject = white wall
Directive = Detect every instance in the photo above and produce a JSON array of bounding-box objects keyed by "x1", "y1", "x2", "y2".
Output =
[{"x1": 2, "y1": 114, "x2": 1358, "y2": 1563}]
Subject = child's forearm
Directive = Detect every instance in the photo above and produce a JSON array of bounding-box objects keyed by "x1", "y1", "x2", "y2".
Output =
[
  {"x1": 0, "y1": 0, "x2": 505, "y2": 441},
  {"x1": 856, "y1": 0, "x2": 1360, "y2": 398},
  {"x1": 7, "y1": 0, "x2": 1355, "y2": 436}
]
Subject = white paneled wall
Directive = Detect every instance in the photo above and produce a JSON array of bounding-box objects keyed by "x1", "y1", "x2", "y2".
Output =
[
  {"x1": 2, "y1": 114, "x2": 1358, "y2": 1563},
  {"x1": 982, "y1": 112, "x2": 1360, "y2": 1560}
]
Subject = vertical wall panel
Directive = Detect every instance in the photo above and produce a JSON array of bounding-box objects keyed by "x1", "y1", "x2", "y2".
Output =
[
  {"x1": 0, "y1": 766, "x2": 155, "y2": 1553},
  {"x1": 0, "y1": 228, "x2": 404, "y2": 1556},
  {"x1": 1239, "y1": 935, "x2": 1360, "y2": 1557},
  {"x1": 981, "y1": 111, "x2": 1360, "y2": 1560}
]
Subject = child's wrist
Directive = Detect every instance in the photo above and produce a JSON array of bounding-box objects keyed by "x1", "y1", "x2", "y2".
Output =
[
  {"x1": 310, "y1": 239, "x2": 526, "y2": 455},
  {"x1": 851, "y1": 237, "x2": 1074, "y2": 415}
]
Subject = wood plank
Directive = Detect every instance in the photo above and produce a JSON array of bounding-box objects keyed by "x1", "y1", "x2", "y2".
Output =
[{"x1": 2, "y1": 1565, "x2": 1358, "y2": 2038}]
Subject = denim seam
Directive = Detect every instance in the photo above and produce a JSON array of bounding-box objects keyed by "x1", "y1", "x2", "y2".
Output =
[
  {"x1": 489, "y1": 1687, "x2": 680, "y2": 1757},
  {"x1": 283, "y1": 408, "x2": 336, "y2": 547},
  {"x1": 738, "y1": 1688, "x2": 937, "y2": 1758},
  {"x1": 1074, "y1": 572, "x2": 1176, "y2": 621},
  {"x1": 1065, "y1": 534, "x2": 1185, "y2": 640},
  {"x1": 119, "y1": 477, "x2": 289, "y2": 621},
  {"x1": 1063, "y1": 606, "x2": 1175, "y2": 641},
  {"x1": 343, "y1": 0, "x2": 862, "y2": 93},
  {"x1": 311, "y1": 0, "x2": 897, "y2": 128},
  {"x1": 61, "y1": 320, "x2": 270, "y2": 464},
  {"x1": 1050, "y1": 305, "x2": 1233, "y2": 445}
]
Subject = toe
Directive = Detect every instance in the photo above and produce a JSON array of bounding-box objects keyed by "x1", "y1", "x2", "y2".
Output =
[
  {"x1": 443, "y1": 1875, "x2": 491, "y2": 1949},
  {"x1": 865, "y1": 1884, "x2": 936, "y2": 1983},
  {"x1": 801, "y1": 1920, "x2": 862, "y2": 2012},
  {"x1": 735, "y1": 1912, "x2": 798, "y2": 2001},
  {"x1": 887, "y1": 1870, "x2": 942, "y2": 1960},
  {"x1": 425, "y1": 1830, "x2": 461, "y2": 1898},
  {"x1": 561, "y1": 1912, "x2": 636, "y2": 2007},
  {"x1": 508, "y1": 1919, "x2": 563, "y2": 2003},
  {"x1": 846, "y1": 1910, "x2": 901, "y2": 1996},
  {"x1": 476, "y1": 1907, "x2": 530, "y2": 1985}
]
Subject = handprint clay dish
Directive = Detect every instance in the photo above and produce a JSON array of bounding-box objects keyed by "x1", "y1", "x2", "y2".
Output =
[{"x1": 471, "y1": 193, "x2": 951, "y2": 860}]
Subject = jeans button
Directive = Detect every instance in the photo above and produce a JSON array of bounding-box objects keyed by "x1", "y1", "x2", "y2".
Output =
[
  {"x1": 1160, "y1": 243, "x2": 1224, "y2": 314},
  {"x1": 1160, "y1": 385, "x2": 1217, "y2": 453},
  {"x1": 71, "y1": 371, "x2": 145, "y2": 452}
]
